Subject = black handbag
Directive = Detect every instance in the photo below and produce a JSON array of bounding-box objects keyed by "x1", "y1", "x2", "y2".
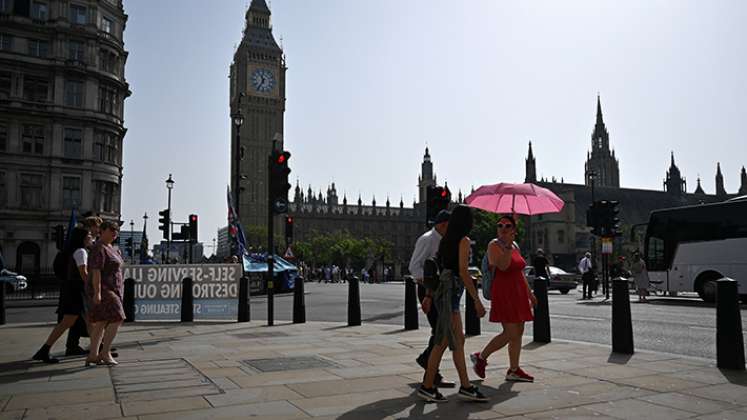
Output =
[{"x1": 423, "y1": 256, "x2": 441, "y2": 290}]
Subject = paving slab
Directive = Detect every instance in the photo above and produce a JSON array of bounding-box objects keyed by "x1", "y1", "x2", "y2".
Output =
[
  {"x1": 286, "y1": 375, "x2": 415, "y2": 398},
  {"x1": 638, "y1": 391, "x2": 740, "y2": 415},
  {"x1": 290, "y1": 388, "x2": 411, "y2": 417},
  {"x1": 615, "y1": 373, "x2": 708, "y2": 392},
  {"x1": 204, "y1": 386, "x2": 303, "y2": 407},
  {"x1": 121, "y1": 396, "x2": 211, "y2": 416},
  {"x1": 0, "y1": 410, "x2": 25, "y2": 420},
  {"x1": 137, "y1": 400, "x2": 307, "y2": 420},
  {"x1": 22, "y1": 400, "x2": 122, "y2": 420},
  {"x1": 4, "y1": 388, "x2": 115, "y2": 410},
  {"x1": 583, "y1": 398, "x2": 699, "y2": 420},
  {"x1": 681, "y1": 383, "x2": 747, "y2": 405}
]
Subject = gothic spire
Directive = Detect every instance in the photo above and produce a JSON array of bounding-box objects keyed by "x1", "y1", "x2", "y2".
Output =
[
  {"x1": 716, "y1": 162, "x2": 727, "y2": 197},
  {"x1": 596, "y1": 93, "x2": 604, "y2": 126},
  {"x1": 739, "y1": 166, "x2": 747, "y2": 195},
  {"x1": 694, "y1": 177, "x2": 705, "y2": 195},
  {"x1": 249, "y1": 0, "x2": 270, "y2": 13}
]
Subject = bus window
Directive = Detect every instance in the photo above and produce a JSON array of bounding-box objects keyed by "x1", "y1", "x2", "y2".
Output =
[{"x1": 646, "y1": 236, "x2": 666, "y2": 271}]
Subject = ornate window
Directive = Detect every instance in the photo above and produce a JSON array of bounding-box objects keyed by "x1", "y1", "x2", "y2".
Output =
[
  {"x1": 64, "y1": 79, "x2": 84, "y2": 107},
  {"x1": 101, "y1": 16, "x2": 114, "y2": 34},
  {"x1": 0, "y1": 171, "x2": 6, "y2": 207},
  {"x1": 28, "y1": 39, "x2": 49, "y2": 58},
  {"x1": 23, "y1": 75, "x2": 48, "y2": 102},
  {"x1": 94, "y1": 131, "x2": 119, "y2": 164},
  {"x1": 62, "y1": 176, "x2": 81, "y2": 208},
  {"x1": 0, "y1": 122, "x2": 7, "y2": 151},
  {"x1": 69, "y1": 4, "x2": 87, "y2": 25},
  {"x1": 21, "y1": 124, "x2": 44, "y2": 154},
  {"x1": 98, "y1": 84, "x2": 119, "y2": 115},
  {"x1": 31, "y1": 1, "x2": 48, "y2": 21},
  {"x1": 69, "y1": 40, "x2": 85, "y2": 62},
  {"x1": 0, "y1": 70, "x2": 10, "y2": 98},
  {"x1": 99, "y1": 49, "x2": 118, "y2": 74},
  {"x1": 0, "y1": 33, "x2": 11, "y2": 51},
  {"x1": 20, "y1": 173, "x2": 43, "y2": 208},
  {"x1": 63, "y1": 128, "x2": 82, "y2": 158},
  {"x1": 93, "y1": 180, "x2": 118, "y2": 212}
]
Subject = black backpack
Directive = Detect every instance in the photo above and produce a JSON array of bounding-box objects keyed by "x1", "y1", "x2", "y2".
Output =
[{"x1": 423, "y1": 256, "x2": 441, "y2": 290}]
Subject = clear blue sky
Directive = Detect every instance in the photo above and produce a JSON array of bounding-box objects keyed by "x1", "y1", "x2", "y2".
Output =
[{"x1": 121, "y1": 0, "x2": 747, "y2": 254}]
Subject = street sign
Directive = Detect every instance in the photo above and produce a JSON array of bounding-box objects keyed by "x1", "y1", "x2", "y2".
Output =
[
  {"x1": 273, "y1": 198, "x2": 288, "y2": 214},
  {"x1": 601, "y1": 237, "x2": 613, "y2": 254},
  {"x1": 283, "y1": 246, "x2": 294, "y2": 259}
]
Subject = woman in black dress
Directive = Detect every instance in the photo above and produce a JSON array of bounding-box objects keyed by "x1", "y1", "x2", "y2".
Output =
[{"x1": 32, "y1": 227, "x2": 92, "y2": 363}]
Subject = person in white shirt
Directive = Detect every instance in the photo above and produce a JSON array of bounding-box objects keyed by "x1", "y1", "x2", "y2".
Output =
[
  {"x1": 408, "y1": 210, "x2": 454, "y2": 388},
  {"x1": 579, "y1": 252, "x2": 594, "y2": 299}
]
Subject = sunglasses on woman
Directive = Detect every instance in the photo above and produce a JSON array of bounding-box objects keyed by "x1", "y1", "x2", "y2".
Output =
[{"x1": 497, "y1": 223, "x2": 514, "y2": 229}]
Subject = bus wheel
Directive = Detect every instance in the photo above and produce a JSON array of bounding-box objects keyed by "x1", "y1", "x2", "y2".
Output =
[{"x1": 695, "y1": 271, "x2": 722, "y2": 303}]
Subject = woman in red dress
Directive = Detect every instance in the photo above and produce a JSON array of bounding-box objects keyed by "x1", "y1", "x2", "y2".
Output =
[{"x1": 470, "y1": 215, "x2": 537, "y2": 382}]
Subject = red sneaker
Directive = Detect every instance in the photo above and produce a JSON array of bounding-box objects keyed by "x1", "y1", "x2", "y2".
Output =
[
  {"x1": 506, "y1": 367, "x2": 534, "y2": 382},
  {"x1": 470, "y1": 352, "x2": 487, "y2": 379}
]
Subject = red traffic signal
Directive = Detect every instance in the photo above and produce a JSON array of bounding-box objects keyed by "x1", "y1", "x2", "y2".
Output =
[{"x1": 188, "y1": 214, "x2": 198, "y2": 242}]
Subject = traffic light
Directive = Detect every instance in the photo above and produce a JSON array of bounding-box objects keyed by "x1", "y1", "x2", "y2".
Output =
[
  {"x1": 285, "y1": 216, "x2": 294, "y2": 243},
  {"x1": 188, "y1": 214, "x2": 198, "y2": 242},
  {"x1": 587, "y1": 201, "x2": 602, "y2": 236},
  {"x1": 426, "y1": 185, "x2": 451, "y2": 226},
  {"x1": 269, "y1": 149, "x2": 292, "y2": 214},
  {"x1": 52, "y1": 225, "x2": 65, "y2": 250},
  {"x1": 158, "y1": 209, "x2": 170, "y2": 240},
  {"x1": 604, "y1": 200, "x2": 622, "y2": 237}
]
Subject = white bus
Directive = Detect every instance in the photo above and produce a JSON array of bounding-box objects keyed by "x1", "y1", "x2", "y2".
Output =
[{"x1": 643, "y1": 198, "x2": 747, "y2": 302}]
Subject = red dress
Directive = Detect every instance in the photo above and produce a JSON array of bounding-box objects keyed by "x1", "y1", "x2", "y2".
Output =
[{"x1": 490, "y1": 247, "x2": 534, "y2": 323}]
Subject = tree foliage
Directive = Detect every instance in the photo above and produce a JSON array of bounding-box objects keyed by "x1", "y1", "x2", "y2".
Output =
[{"x1": 293, "y1": 230, "x2": 393, "y2": 269}]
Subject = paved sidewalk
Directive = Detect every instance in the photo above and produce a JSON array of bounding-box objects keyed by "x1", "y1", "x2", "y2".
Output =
[{"x1": 1, "y1": 320, "x2": 746, "y2": 420}]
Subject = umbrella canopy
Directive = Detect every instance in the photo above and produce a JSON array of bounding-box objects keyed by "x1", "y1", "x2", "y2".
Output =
[{"x1": 465, "y1": 182, "x2": 565, "y2": 215}]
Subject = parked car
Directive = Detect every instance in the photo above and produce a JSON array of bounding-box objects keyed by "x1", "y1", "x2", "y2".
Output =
[
  {"x1": 523, "y1": 265, "x2": 578, "y2": 294},
  {"x1": 0, "y1": 269, "x2": 28, "y2": 293}
]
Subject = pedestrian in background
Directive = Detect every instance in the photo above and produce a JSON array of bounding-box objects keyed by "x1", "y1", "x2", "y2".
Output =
[
  {"x1": 32, "y1": 227, "x2": 92, "y2": 363},
  {"x1": 532, "y1": 248, "x2": 550, "y2": 280},
  {"x1": 631, "y1": 251, "x2": 649, "y2": 302},
  {"x1": 419, "y1": 205, "x2": 487, "y2": 403},
  {"x1": 408, "y1": 209, "x2": 454, "y2": 389},
  {"x1": 579, "y1": 252, "x2": 594, "y2": 299},
  {"x1": 86, "y1": 220, "x2": 125, "y2": 366},
  {"x1": 471, "y1": 215, "x2": 537, "y2": 383}
]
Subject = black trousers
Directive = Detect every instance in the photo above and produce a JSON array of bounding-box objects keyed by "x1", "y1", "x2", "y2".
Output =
[
  {"x1": 582, "y1": 272, "x2": 594, "y2": 299},
  {"x1": 417, "y1": 283, "x2": 439, "y2": 364}
]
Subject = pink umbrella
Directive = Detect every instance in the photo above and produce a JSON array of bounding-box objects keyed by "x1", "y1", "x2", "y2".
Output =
[{"x1": 465, "y1": 182, "x2": 565, "y2": 215}]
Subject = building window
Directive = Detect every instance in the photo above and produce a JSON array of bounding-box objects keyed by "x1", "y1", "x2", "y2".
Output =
[
  {"x1": 0, "y1": 171, "x2": 6, "y2": 207},
  {"x1": 23, "y1": 75, "x2": 48, "y2": 102},
  {"x1": 101, "y1": 16, "x2": 113, "y2": 34},
  {"x1": 28, "y1": 39, "x2": 49, "y2": 58},
  {"x1": 94, "y1": 131, "x2": 119, "y2": 164},
  {"x1": 63, "y1": 128, "x2": 82, "y2": 158},
  {"x1": 20, "y1": 173, "x2": 43, "y2": 208},
  {"x1": 62, "y1": 176, "x2": 81, "y2": 208},
  {"x1": 64, "y1": 80, "x2": 84, "y2": 107},
  {"x1": 98, "y1": 84, "x2": 119, "y2": 115},
  {"x1": 0, "y1": 0, "x2": 8, "y2": 13},
  {"x1": 0, "y1": 71, "x2": 10, "y2": 98},
  {"x1": 0, "y1": 33, "x2": 12, "y2": 51},
  {"x1": 31, "y1": 1, "x2": 48, "y2": 20},
  {"x1": 21, "y1": 124, "x2": 44, "y2": 154},
  {"x1": 99, "y1": 49, "x2": 118, "y2": 74},
  {"x1": 69, "y1": 40, "x2": 85, "y2": 62},
  {"x1": 70, "y1": 4, "x2": 87, "y2": 25},
  {"x1": 94, "y1": 180, "x2": 118, "y2": 212},
  {"x1": 0, "y1": 122, "x2": 7, "y2": 151}
]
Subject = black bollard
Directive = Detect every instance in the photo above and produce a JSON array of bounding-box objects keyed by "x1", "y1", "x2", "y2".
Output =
[
  {"x1": 293, "y1": 276, "x2": 306, "y2": 324},
  {"x1": 404, "y1": 277, "x2": 418, "y2": 330},
  {"x1": 716, "y1": 278, "x2": 745, "y2": 370},
  {"x1": 348, "y1": 275, "x2": 361, "y2": 326},
  {"x1": 181, "y1": 277, "x2": 194, "y2": 322},
  {"x1": 612, "y1": 277, "x2": 634, "y2": 354},
  {"x1": 0, "y1": 282, "x2": 6, "y2": 325},
  {"x1": 123, "y1": 278, "x2": 136, "y2": 323},
  {"x1": 465, "y1": 292, "x2": 481, "y2": 336},
  {"x1": 533, "y1": 277, "x2": 551, "y2": 343},
  {"x1": 238, "y1": 276, "x2": 250, "y2": 322}
]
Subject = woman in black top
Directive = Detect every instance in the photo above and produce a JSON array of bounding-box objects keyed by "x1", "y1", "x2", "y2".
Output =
[
  {"x1": 419, "y1": 205, "x2": 487, "y2": 402},
  {"x1": 32, "y1": 227, "x2": 92, "y2": 363}
]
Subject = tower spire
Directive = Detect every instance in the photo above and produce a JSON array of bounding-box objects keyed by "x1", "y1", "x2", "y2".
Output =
[{"x1": 596, "y1": 93, "x2": 603, "y2": 125}]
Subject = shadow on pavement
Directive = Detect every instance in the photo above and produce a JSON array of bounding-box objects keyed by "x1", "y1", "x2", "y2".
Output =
[
  {"x1": 336, "y1": 381, "x2": 516, "y2": 420},
  {"x1": 0, "y1": 359, "x2": 92, "y2": 385},
  {"x1": 607, "y1": 352, "x2": 633, "y2": 364},
  {"x1": 522, "y1": 342, "x2": 549, "y2": 350},
  {"x1": 719, "y1": 368, "x2": 747, "y2": 386}
]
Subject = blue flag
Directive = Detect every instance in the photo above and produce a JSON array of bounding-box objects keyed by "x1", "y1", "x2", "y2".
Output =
[{"x1": 64, "y1": 208, "x2": 77, "y2": 246}]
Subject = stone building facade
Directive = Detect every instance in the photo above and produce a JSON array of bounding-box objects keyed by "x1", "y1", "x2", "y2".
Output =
[
  {"x1": 525, "y1": 96, "x2": 746, "y2": 270},
  {"x1": 229, "y1": 0, "x2": 286, "y2": 231},
  {"x1": 0, "y1": 0, "x2": 130, "y2": 275}
]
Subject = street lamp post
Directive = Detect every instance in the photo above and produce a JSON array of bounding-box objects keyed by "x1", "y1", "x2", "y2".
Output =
[
  {"x1": 166, "y1": 174, "x2": 175, "y2": 263},
  {"x1": 232, "y1": 101, "x2": 244, "y2": 257},
  {"x1": 129, "y1": 220, "x2": 135, "y2": 264},
  {"x1": 142, "y1": 212, "x2": 149, "y2": 263}
]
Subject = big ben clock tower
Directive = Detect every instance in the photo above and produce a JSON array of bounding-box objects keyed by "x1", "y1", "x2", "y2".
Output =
[{"x1": 229, "y1": 0, "x2": 286, "y2": 230}]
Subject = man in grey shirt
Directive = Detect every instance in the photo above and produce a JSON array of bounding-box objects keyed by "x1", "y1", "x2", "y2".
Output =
[{"x1": 408, "y1": 210, "x2": 454, "y2": 387}]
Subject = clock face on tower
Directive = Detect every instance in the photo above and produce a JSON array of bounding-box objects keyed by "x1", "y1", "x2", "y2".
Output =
[{"x1": 250, "y1": 68, "x2": 276, "y2": 93}]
